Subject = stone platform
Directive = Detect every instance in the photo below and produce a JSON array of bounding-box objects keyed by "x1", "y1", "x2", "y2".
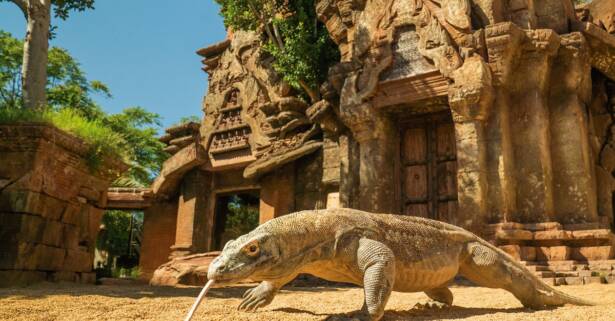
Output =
[{"x1": 489, "y1": 221, "x2": 615, "y2": 285}]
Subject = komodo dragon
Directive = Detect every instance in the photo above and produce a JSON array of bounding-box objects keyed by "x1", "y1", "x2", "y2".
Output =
[{"x1": 206, "y1": 208, "x2": 593, "y2": 320}]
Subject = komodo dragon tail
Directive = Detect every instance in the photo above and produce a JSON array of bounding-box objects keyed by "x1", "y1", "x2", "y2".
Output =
[{"x1": 458, "y1": 237, "x2": 595, "y2": 308}]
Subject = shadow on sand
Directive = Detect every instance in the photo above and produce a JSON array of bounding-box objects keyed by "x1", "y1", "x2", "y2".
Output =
[
  {"x1": 0, "y1": 283, "x2": 344, "y2": 300},
  {"x1": 273, "y1": 305, "x2": 549, "y2": 321}
]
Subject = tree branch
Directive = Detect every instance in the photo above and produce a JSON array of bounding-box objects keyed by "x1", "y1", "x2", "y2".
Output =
[
  {"x1": 9, "y1": 0, "x2": 27, "y2": 19},
  {"x1": 272, "y1": 23, "x2": 285, "y2": 51},
  {"x1": 299, "y1": 80, "x2": 319, "y2": 103}
]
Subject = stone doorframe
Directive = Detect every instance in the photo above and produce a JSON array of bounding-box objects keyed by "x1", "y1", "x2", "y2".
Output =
[{"x1": 208, "y1": 187, "x2": 260, "y2": 251}]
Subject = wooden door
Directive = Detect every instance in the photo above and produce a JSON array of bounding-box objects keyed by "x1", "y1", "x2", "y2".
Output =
[{"x1": 401, "y1": 112, "x2": 458, "y2": 224}]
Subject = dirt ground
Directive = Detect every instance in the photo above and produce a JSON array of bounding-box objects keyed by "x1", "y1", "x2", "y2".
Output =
[{"x1": 0, "y1": 282, "x2": 614, "y2": 321}]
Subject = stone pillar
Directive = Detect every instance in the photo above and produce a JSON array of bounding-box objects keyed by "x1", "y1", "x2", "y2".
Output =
[
  {"x1": 259, "y1": 163, "x2": 295, "y2": 224},
  {"x1": 339, "y1": 133, "x2": 360, "y2": 209},
  {"x1": 549, "y1": 33, "x2": 598, "y2": 224},
  {"x1": 451, "y1": 116, "x2": 489, "y2": 232},
  {"x1": 508, "y1": 30, "x2": 560, "y2": 223},
  {"x1": 169, "y1": 169, "x2": 212, "y2": 258},
  {"x1": 484, "y1": 22, "x2": 525, "y2": 223},
  {"x1": 139, "y1": 201, "x2": 178, "y2": 280},
  {"x1": 344, "y1": 107, "x2": 398, "y2": 214},
  {"x1": 449, "y1": 56, "x2": 494, "y2": 234}
]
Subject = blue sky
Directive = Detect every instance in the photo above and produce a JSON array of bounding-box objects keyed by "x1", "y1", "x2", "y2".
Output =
[{"x1": 0, "y1": 1, "x2": 226, "y2": 129}]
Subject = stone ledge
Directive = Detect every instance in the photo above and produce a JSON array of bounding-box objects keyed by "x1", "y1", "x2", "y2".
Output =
[{"x1": 0, "y1": 123, "x2": 127, "y2": 177}]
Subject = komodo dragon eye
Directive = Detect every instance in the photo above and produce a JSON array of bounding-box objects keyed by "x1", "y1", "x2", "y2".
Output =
[{"x1": 242, "y1": 240, "x2": 260, "y2": 257}]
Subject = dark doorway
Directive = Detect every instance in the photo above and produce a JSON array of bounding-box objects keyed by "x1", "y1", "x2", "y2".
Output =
[{"x1": 213, "y1": 190, "x2": 260, "y2": 250}]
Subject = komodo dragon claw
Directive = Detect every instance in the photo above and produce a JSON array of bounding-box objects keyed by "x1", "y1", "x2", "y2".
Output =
[
  {"x1": 413, "y1": 301, "x2": 450, "y2": 310},
  {"x1": 238, "y1": 281, "x2": 277, "y2": 312}
]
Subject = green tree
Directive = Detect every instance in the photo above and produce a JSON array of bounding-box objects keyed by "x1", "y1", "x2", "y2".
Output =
[
  {"x1": 97, "y1": 210, "x2": 143, "y2": 272},
  {"x1": 1, "y1": 0, "x2": 95, "y2": 109},
  {"x1": 215, "y1": 0, "x2": 339, "y2": 103},
  {"x1": 104, "y1": 107, "x2": 167, "y2": 187},
  {"x1": 0, "y1": 30, "x2": 107, "y2": 118}
]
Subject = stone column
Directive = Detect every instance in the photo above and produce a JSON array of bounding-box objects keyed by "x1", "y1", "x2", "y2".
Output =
[
  {"x1": 484, "y1": 22, "x2": 525, "y2": 223},
  {"x1": 169, "y1": 169, "x2": 212, "y2": 258},
  {"x1": 549, "y1": 33, "x2": 598, "y2": 224},
  {"x1": 449, "y1": 56, "x2": 494, "y2": 234},
  {"x1": 259, "y1": 163, "x2": 295, "y2": 224},
  {"x1": 508, "y1": 30, "x2": 560, "y2": 223},
  {"x1": 338, "y1": 133, "x2": 360, "y2": 209},
  {"x1": 345, "y1": 106, "x2": 398, "y2": 214}
]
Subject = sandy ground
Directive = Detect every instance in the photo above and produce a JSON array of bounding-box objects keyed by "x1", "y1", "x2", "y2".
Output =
[{"x1": 0, "y1": 282, "x2": 614, "y2": 321}]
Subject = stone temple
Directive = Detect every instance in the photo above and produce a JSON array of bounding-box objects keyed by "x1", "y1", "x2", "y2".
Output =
[{"x1": 123, "y1": 0, "x2": 615, "y2": 284}]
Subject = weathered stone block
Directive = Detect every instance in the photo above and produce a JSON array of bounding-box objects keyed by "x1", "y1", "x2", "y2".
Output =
[
  {"x1": 520, "y1": 247, "x2": 536, "y2": 261},
  {"x1": 499, "y1": 245, "x2": 520, "y2": 260},
  {"x1": 19, "y1": 214, "x2": 45, "y2": 243},
  {"x1": 571, "y1": 246, "x2": 614, "y2": 261},
  {"x1": 583, "y1": 276, "x2": 603, "y2": 284},
  {"x1": 564, "y1": 277, "x2": 583, "y2": 285},
  {"x1": 572, "y1": 229, "x2": 612, "y2": 240},
  {"x1": 36, "y1": 245, "x2": 66, "y2": 271},
  {"x1": 0, "y1": 270, "x2": 46, "y2": 287},
  {"x1": 61, "y1": 203, "x2": 81, "y2": 226},
  {"x1": 537, "y1": 246, "x2": 570, "y2": 261},
  {"x1": 14, "y1": 242, "x2": 38, "y2": 270},
  {"x1": 63, "y1": 224, "x2": 79, "y2": 250},
  {"x1": 41, "y1": 220, "x2": 64, "y2": 247},
  {"x1": 496, "y1": 229, "x2": 533, "y2": 241},
  {"x1": 64, "y1": 249, "x2": 92, "y2": 273},
  {"x1": 39, "y1": 194, "x2": 66, "y2": 220},
  {"x1": 0, "y1": 190, "x2": 42, "y2": 215},
  {"x1": 577, "y1": 270, "x2": 592, "y2": 278},
  {"x1": 604, "y1": 276, "x2": 615, "y2": 284},
  {"x1": 534, "y1": 230, "x2": 573, "y2": 240},
  {"x1": 523, "y1": 222, "x2": 562, "y2": 231}
]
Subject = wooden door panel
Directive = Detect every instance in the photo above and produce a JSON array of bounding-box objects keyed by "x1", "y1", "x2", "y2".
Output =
[
  {"x1": 404, "y1": 165, "x2": 428, "y2": 201},
  {"x1": 401, "y1": 112, "x2": 458, "y2": 224},
  {"x1": 437, "y1": 161, "x2": 457, "y2": 198},
  {"x1": 405, "y1": 203, "x2": 429, "y2": 217},
  {"x1": 436, "y1": 123, "x2": 456, "y2": 159},
  {"x1": 402, "y1": 127, "x2": 427, "y2": 163},
  {"x1": 437, "y1": 201, "x2": 458, "y2": 224}
]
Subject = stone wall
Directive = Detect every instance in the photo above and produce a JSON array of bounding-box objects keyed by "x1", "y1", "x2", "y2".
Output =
[{"x1": 0, "y1": 124, "x2": 125, "y2": 286}]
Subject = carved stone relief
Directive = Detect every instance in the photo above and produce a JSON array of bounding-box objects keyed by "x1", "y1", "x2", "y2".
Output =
[{"x1": 200, "y1": 31, "x2": 323, "y2": 178}]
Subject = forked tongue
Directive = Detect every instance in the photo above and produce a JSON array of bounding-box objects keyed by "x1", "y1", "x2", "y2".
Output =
[{"x1": 183, "y1": 279, "x2": 215, "y2": 321}]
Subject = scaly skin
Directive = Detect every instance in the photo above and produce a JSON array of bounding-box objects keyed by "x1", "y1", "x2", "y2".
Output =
[{"x1": 207, "y1": 208, "x2": 594, "y2": 321}]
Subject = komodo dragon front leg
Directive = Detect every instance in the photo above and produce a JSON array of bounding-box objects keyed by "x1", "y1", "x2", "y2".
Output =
[
  {"x1": 355, "y1": 238, "x2": 396, "y2": 321},
  {"x1": 238, "y1": 273, "x2": 298, "y2": 312}
]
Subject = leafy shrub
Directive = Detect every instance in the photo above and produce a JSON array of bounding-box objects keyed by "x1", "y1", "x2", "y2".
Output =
[{"x1": 0, "y1": 107, "x2": 130, "y2": 170}]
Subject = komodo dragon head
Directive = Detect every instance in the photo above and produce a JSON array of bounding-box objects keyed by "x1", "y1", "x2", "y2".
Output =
[{"x1": 207, "y1": 229, "x2": 284, "y2": 284}]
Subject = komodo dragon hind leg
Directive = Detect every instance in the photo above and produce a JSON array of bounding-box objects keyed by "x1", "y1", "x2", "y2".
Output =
[
  {"x1": 355, "y1": 238, "x2": 396, "y2": 321},
  {"x1": 414, "y1": 287, "x2": 453, "y2": 310}
]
